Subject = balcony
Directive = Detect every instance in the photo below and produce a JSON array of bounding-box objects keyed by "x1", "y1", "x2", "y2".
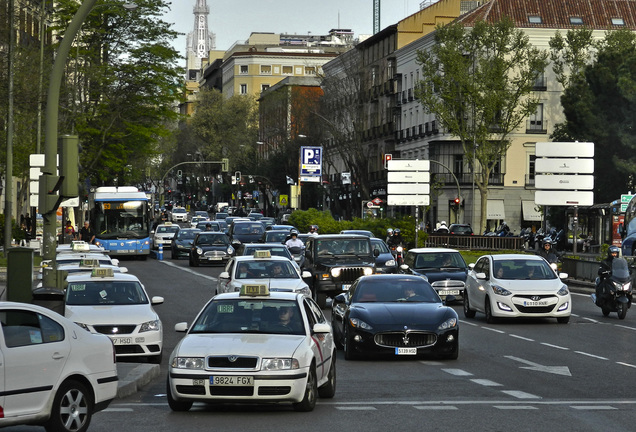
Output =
[
  {"x1": 408, "y1": 88, "x2": 414, "y2": 101},
  {"x1": 526, "y1": 119, "x2": 548, "y2": 134}
]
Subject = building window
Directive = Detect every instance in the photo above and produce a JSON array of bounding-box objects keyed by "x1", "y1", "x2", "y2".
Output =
[
  {"x1": 240, "y1": 84, "x2": 247, "y2": 94},
  {"x1": 528, "y1": 154, "x2": 536, "y2": 181},
  {"x1": 533, "y1": 70, "x2": 546, "y2": 90},
  {"x1": 612, "y1": 18, "x2": 625, "y2": 26},
  {"x1": 529, "y1": 104, "x2": 544, "y2": 131},
  {"x1": 282, "y1": 65, "x2": 293, "y2": 75},
  {"x1": 260, "y1": 65, "x2": 272, "y2": 75},
  {"x1": 261, "y1": 84, "x2": 270, "y2": 92},
  {"x1": 240, "y1": 65, "x2": 248, "y2": 74},
  {"x1": 305, "y1": 66, "x2": 316, "y2": 75},
  {"x1": 528, "y1": 15, "x2": 542, "y2": 24},
  {"x1": 569, "y1": 17, "x2": 584, "y2": 25},
  {"x1": 454, "y1": 154, "x2": 464, "y2": 175}
]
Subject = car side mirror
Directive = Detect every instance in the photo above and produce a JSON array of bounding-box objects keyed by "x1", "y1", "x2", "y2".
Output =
[
  {"x1": 301, "y1": 270, "x2": 312, "y2": 279},
  {"x1": 333, "y1": 293, "x2": 347, "y2": 304},
  {"x1": 399, "y1": 264, "x2": 409, "y2": 271},
  {"x1": 219, "y1": 271, "x2": 230, "y2": 279},
  {"x1": 374, "y1": 249, "x2": 380, "y2": 257},
  {"x1": 151, "y1": 296, "x2": 164, "y2": 305},
  {"x1": 174, "y1": 322, "x2": 188, "y2": 332},
  {"x1": 313, "y1": 323, "x2": 331, "y2": 334},
  {"x1": 476, "y1": 272, "x2": 487, "y2": 280}
]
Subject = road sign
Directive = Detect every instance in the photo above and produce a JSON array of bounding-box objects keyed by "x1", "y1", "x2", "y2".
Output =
[
  {"x1": 621, "y1": 194, "x2": 633, "y2": 203},
  {"x1": 300, "y1": 146, "x2": 322, "y2": 179},
  {"x1": 534, "y1": 175, "x2": 594, "y2": 190},
  {"x1": 387, "y1": 172, "x2": 430, "y2": 183},
  {"x1": 535, "y1": 158, "x2": 594, "y2": 174},
  {"x1": 387, "y1": 183, "x2": 430, "y2": 195},
  {"x1": 535, "y1": 190, "x2": 594, "y2": 206},
  {"x1": 387, "y1": 160, "x2": 430, "y2": 171},
  {"x1": 372, "y1": 197, "x2": 383, "y2": 205},
  {"x1": 279, "y1": 195, "x2": 289, "y2": 206},
  {"x1": 388, "y1": 195, "x2": 430, "y2": 206},
  {"x1": 536, "y1": 142, "x2": 594, "y2": 158}
]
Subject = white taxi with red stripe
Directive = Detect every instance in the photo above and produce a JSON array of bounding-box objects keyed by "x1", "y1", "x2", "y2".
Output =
[{"x1": 167, "y1": 287, "x2": 335, "y2": 412}]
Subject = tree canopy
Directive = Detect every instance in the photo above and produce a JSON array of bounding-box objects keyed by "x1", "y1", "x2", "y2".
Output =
[{"x1": 415, "y1": 18, "x2": 549, "y2": 232}]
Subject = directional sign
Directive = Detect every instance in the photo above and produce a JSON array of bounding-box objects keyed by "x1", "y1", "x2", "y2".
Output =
[
  {"x1": 534, "y1": 175, "x2": 594, "y2": 190},
  {"x1": 300, "y1": 146, "x2": 322, "y2": 179},
  {"x1": 536, "y1": 141, "x2": 594, "y2": 158},
  {"x1": 387, "y1": 160, "x2": 430, "y2": 171},
  {"x1": 388, "y1": 195, "x2": 430, "y2": 206},
  {"x1": 387, "y1": 172, "x2": 430, "y2": 183},
  {"x1": 388, "y1": 183, "x2": 430, "y2": 195},
  {"x1": 505, "y1": 355, "x2": 571, "y2": 376},
  {"x1": 621, "y1": 194, "x2": 633, "y2": 212},
  {"x1": 535, "y1": 158, "x2": 594, "y2": 174},
  {"x1": 535, "y1": 190, "x2": 594, "y2": 206}
]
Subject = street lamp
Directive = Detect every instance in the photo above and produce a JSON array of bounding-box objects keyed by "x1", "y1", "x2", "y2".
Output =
[{"x1": 41, "y1": 0, "x2": 138, "y2": 288}]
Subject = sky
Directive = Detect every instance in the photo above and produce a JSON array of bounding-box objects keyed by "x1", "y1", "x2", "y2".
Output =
[{"x1": 162, "y1": 0, "x2": 426, "y2": 55}]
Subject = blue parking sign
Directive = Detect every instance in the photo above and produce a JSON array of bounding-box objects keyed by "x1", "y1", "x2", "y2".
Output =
[{"x1": 300, "y1": 146, "x2": 322, "y2": 180}]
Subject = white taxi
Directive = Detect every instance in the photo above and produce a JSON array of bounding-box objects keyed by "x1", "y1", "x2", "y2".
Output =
[
  {"x1": 217, "y1": 251, "x2": 311, "y2": 296},
  {"x1": 0, "y1": 301, "x2": 118, "y2": 431},
  {"x1": 152, "y1": 222, "x2": 179, "y2": 249},
  {"x1": 64, "y1": 268, "x2": 164, "y2": 363},
  {"x1": 171, "y1": 207, "x2": 189, "y2": 222},
  {"x1": 167, "y1": 286, "x2": 336, "y2": 412}
]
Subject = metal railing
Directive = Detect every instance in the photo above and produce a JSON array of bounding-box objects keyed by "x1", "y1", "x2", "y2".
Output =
[{"x1": 424, "y1": 234, "x2": 523, "y2": 250}]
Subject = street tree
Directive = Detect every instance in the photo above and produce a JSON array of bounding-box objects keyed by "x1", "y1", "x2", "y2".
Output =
[
  {"x1": 51, "y1": 0, "x2": 183, "y2": 187},
  {"x1": 415, "y1": 18, "x2": 549, "y2": 233},
  {"x1": 550, "y1": 29, "x2": 636, "y2": 201}
]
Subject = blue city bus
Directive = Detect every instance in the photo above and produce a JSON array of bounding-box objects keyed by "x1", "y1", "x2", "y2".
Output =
[{"x1": 89, "y1": 186, "x2": 151, "y2": 258}]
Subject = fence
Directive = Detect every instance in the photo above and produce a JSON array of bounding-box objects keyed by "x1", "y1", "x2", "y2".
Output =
[{"x1": 424, "y1": 234, "x2": 523, "y2": 251}]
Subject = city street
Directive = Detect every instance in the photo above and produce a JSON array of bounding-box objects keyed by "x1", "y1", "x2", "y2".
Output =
[{"x1": 7, "y1": 253, "x2": 636, "y2": 431}]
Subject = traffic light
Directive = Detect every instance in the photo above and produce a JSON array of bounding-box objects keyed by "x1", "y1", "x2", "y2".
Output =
[
  {"x1": 221, "y1": 158, "x2": 229, "y2": 172},
  {"x1": 384, "y1": 153, "x2": 393, "y2": 169},
  {"x1": 454, "y1": 197, "x2": 460, "y2": 206},
  {"x1": 235, "y1": 171, "x2": 241, "y2": 184},
  {"x1": 59, "y1": 135, "x2": 79, "y2": 198}
]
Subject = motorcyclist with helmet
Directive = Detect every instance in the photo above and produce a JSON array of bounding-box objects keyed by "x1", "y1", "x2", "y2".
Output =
[
  {"x1": 385, "y1": 228, "x2": 394, "y2": 244},
  {"x1": 537, "y1": 238, "x2": 559, "y2": 264},
  {"x1": 596, "y1": 246, "x2": 621, "y2": 305},
  {"x1": 387, "y1": 228, "x2": 404, "y2": 248},
  {"x1": 285, "y1": 230, "x2": 305, "y2": 249},
  {"x1": 308, "y1": 225, "x2": 319, "y2": 236}
]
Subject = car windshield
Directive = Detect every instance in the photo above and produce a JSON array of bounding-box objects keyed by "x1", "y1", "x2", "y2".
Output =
[
  {"x1": 177, "y1": 230, "x2": 199, "y2": 240},
  {"x1": 316, "y1": 239, "x2": 371, "y2": 257},
  {"x1": 57, "y1": 256, "x2": 111, "y2": 266},
  {"x1": 266, "y1": 231, "x2": 288, "y2": 242},
  {"x1": 197, "y1": 233, "x2": 229, "y2": 246},
  {"x1": 411, "y1": 252, "x2": 467, "y2": 269},
  {"x1": 371, "y1": 239, "x2": 390, "y2": 253},
  {"x1": 157, "y1": 225, "x2": 179, "y2": 233},
  {"x1": 244, "y1": 246, "x2": 291, "y2": 259},
  {"x1": 492, "y1": 259, "x2": 557, "y2": 280},
  {"x1": 235, "y1": 223, "x2": 264, "y2": 235},
  {"x1": 173, "y1": 208, "x2": 186, "y2": 214},
  {"x1": 352, "y1": 278, "x2": 440, "y2": 303},
  {"x1": 66, "y1": 281, "x2": 148, "y2": 305},
  {"x1": 235, "y1": 260, "x2": 298, "y2": 279},
  {"x1": 189, "y1": 299, "x2": 305, "y2": 335}
]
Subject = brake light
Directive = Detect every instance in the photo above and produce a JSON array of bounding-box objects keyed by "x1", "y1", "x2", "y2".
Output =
[{"x1": 0, "y1": 405, "x2": 4, "y2": 418}]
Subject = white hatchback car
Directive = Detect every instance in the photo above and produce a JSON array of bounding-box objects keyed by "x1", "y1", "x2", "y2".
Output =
[
  {"x1": 152, "y1": 222, "x2": 179, "y2": 249},
  {"x1": 464, "y1": 254, "x2": 571, "y2": 324},
  {"x1": 167, "y1": 287, "x2": 335, "y2": 412},
  {"x1": 171, "y1": 207, "x2": 188, "y2": 222},
  {"x1": 0, "y1": 301, "x2": 118, "y2": 431},
  {"x1": 64, "y1": 268, "x2": 164, "y2": 363}
]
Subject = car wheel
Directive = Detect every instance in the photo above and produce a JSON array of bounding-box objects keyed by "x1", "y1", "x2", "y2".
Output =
[
  {"x1": 318, "y1": 353, "x2": 336, "y2": 398},
  {"x1": 463, "y1": 293, "x2": 476, "y2": 318},
  {"x1": 557, "y1": 316, "x2": 570, "y2": 324},
  {"x1": 171, "y1": 249, "x2": 177, "y2": 260},
  {"x1": 343, "y1": 326, "x2": 358, "y2": 360},
  {"x1": 166, "y1": 377, "x2": 193, "y2": 412},
  {"x1": 293, "y1": 365, "x2": 317, "y2": 412},
  {"x1": 485, "y1": 297, "x2": 497, "y2": 324},
  {"x1": 45, "y1": 380, "x2": 93, "y2": 432}
]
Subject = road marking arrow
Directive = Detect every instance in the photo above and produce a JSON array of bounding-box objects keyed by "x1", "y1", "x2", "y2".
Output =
[{"x1": 505, "y1": 355, "x2": 572, "y2": 376}]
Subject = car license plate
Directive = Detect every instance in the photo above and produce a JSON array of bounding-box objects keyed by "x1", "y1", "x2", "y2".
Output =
[
  {"x1": 112, "y1": 337, "x2": 132, "y2": 345},
  {"x1": 441, "y1": 290, "x2": 460, "y2": 296},
  {"x1": 210, "y1": 376, "x2": 254, "y2": 386},
  {"x1": 208, "y1": 257, "x2": 222, "y2": 261},
  {"x1": 524, "y1": 301, "x2": 548, "y2": 306},
  {"x1": 396, "y1": 347, "x2": 417, "y2": 355},
  {"x1": 342, "y1": 284, "x2": 351, "y2": 291}
]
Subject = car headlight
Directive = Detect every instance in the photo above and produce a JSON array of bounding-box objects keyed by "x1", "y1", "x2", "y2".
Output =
[
  {"x1": 384, "y1": 259, "x2": 396, "y2": 267},
  {"x1": 227, "y1": 246, "x2": 234, "y2": 254},
  {"x1": 74, "y1": 322, "x2": 91, "y2": 332},
  {"x1": 438, "y1": 317, "x2": 457, "y2": 330},
  {"x1": 298, "y1": 286, "x2": 311, "y2": 297},
  {"x1": 261, "y1": 358, "x2": 299, "y2": 371},
  {"x1": 557, "y1": 285, "x2": 569, "y2": 296},
  {"x1": 363, "y1": 267, "x2": 373, "y2": 276},
  {"x1": 349, "y1": 317, "x2": 372, "y2": 330},
  {"x1": 140, "y1": 319, "x2": 161, "y2": 332},
  {"x1": 331, "y1": 268, "x2": 341, "y2": 277},
  {"x1": 491, "y1": 285, "x2": 512, "y2": 296},
  {"x1": 196, "y1": 247, "x2": 203, "y2": 255},
  {"x1": 172, "y1": 357, "x2": 205, "y2": 369}
]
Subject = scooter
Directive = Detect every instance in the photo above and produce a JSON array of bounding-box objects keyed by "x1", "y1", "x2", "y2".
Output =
[
  {"x1": 590, "y1": 257, "x2": 633, "y2": 320},
  {"x1": 390, "y1": 244, "x2": 405, "y2": 266},
  {"x1": 287, "y1": 246, "x2": 306, "y2": 269}
]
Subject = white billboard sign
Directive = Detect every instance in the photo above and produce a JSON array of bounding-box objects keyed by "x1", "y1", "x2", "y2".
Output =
[
  {"x1": 387, "y1": 172, "x2": 430, "y2": 183},
  {"x1": 535, "y1": 190, "x2": 594, "y2": 206},
  {"x1": 387, "y1": 160, "x2": 430, "y2": 171},
  {"x1": 534, "y1": 175, "x2": 594, "y2": 190},
  {"x1": 300, "y1": 176, "x2": 320, "y2": 183},
  {"x1": 388, "y1": 195, "x2": 430, "y2": 206},
  {"x1": 536, "y1": 142, "x2": 594, "y2": 158},
  {"x1": 535, "y1": 158, "x2": 594, "y2": 174},
  {"x1": 387, "y1": 183, "x2": 430, "y2": 195}
]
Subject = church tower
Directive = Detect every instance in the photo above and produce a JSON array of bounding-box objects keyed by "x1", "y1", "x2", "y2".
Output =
[{"x1": 185, "y1": 0, "x2": 216, "y2": 81}]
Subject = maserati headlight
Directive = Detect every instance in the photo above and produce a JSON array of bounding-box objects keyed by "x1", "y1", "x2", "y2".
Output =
[
  {"x1": 172, "y1": 357, "x2": 204, "y2": 369},
  {"x1": 140, "y1": 319, "x2": 161, "y2": 332},
  {"x1": 438, "y1": 317, "x2": 457, "y2": 330},
  {"x1": 261, "y1": 358, "x2": 299, "y2": 371},
  {"x1": 349, "y1": 317, "x2": 372, "y2": 330}
]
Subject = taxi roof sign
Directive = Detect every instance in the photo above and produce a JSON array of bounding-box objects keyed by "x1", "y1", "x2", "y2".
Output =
[
  {"x1": 79, "y1": 259, "x2": 100, "y2": 267},
  {"x1": 71, "y1": 241, "x2": 90, "y2": 251},
  {"x1": 240, "y1": 284, "x2": 269, "y2": 296},
  {"x1": 92, "y1": 267, "x2": 114, "y2": 278},
  {"x1": 253, "y1": 250, "x2": 271, "y2": 259}
]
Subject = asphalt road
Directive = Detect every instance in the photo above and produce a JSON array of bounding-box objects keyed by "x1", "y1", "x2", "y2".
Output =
[{"x1": 6, "y1": 251, "x2": 636, "y2": 432}]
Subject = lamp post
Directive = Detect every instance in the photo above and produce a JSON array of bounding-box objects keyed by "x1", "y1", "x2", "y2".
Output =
[
  {"x1": 41, "y1": 0, "x2": 137, "y2": 288},
  {"x1": 4, "y1": 0, "x2": 16, "y2": 252}
]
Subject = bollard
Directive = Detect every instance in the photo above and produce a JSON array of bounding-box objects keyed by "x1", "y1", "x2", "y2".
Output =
[{"x1": 157, "y1": 243, "x2": 163, "y2": 260}]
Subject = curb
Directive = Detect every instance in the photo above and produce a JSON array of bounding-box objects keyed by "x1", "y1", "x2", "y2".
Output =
[{"x1": 117, "y1": 364, "x2": 162, "y2": 399}]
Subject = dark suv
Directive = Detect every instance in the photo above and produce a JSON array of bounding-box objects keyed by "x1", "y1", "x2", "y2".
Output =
[
  {"x1": 303, "y1": 234, "x2": 378, "y2": 308},
  {"x1": 399, "y1": 247, "x2": 468, "y2": 301}
]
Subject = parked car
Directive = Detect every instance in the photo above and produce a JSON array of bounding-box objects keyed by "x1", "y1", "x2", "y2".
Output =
[
  {"x1": 189, "y1": 231, "x2": 234, "y2": 267},
  {"x1": 464, "y1": 254, "x2": 571, "y2": 324},
  {"x1": 448, "y1": 224, "x2": 474, "y2": 235},
  {"x1": 400, "y1": 248, "x2": 468, "y2": 301},
  {"x1": 0, "y1": 301, "x2": 118, "y2": 431},
  {"x1": 331, "y1": 274, "x2": 459, "y2": 360},
  {"x1": 303, "y1": 234, "x2": 378, "y2": 308}
]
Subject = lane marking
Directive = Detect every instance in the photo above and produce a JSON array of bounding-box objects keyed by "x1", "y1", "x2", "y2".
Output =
[
  {"x1": 441, "y1": 368, "x2": 473, "y2": 376},
  {"x1": 540, "y1": 343, "x2": 569, "y2": 350},
  {"x1": 570, "y1": 405, "x2": 616, "y2": 410},
  {"x1": 419, "y1": 360, "x2": 444, "y2": 366},
  {"x1": 482, "y1": 326, "x2": 506, "y2": 334},
  {"x1": 159, "y1": 260, "x2": 218, "y2": 282},
  {"x1": 471, "y1": 379, "x2": 502, "y2": 387},
  {"x1": 617, "y1": 362, "x2": 636, "y2": 369},
  {"x1": 615, "y1": 324, "x2": 636, "y2": 331},
  {"x1": 414, "y1": 406, "x2": 458, "y2": 410},
  {"x1": 501, "y1": 390, "x2": 541, "y2": 399},
  {"x1": 510, "y1": 334, "x2": 534, "y2": 342},
  {"x1": 335, "y1": 406, "x2": 376, "y2": 411},
  {"x1": 582, "y1": 317, "x2": 600, "y2": 323},
  {"x1": 574, "y1": 351, "x2": 608, "y2": 360},
  {"x1": 103, "y1": 408, "x2": 134, "y2": 412},
  {"x1": 494, "y1": 405, "x2": 537, "y2": 410},
  {"x1": 459, "y1": 320, "x2": 479, "y2": 327}
]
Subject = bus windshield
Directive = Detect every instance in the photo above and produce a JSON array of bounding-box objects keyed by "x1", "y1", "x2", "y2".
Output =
[{"x1": 94, "y1": 200, "x2": 149, "y2": 239}]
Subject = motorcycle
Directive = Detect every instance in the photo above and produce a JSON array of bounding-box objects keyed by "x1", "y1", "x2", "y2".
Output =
[
  {"x1": 590, "y1": 257, "x2": 633, "y2": 320},
  {"x1": 390, "y1": 244, "x2": 405, "y2": 266},
  {"x1": 287, "y1": 246, "x2": 306, "y2": 269}
]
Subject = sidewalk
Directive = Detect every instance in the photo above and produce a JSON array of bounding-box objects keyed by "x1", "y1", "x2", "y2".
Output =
[{"x1": 116, "y1": 362, "x2": 162, "y2": 398}]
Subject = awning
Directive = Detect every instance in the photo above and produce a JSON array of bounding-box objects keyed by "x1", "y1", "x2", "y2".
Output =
[
  {"x1": 522, "y1": 200, "x2": 542, "y2": 221},
  {"x1": 487, "y1": 199, "x2": 506, "y2": 220}
]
